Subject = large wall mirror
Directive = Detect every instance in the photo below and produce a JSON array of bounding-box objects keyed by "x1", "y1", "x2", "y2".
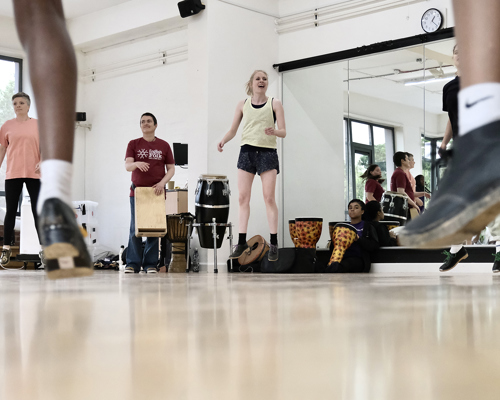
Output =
[{"x1": 280, "y1": 35, "x2": 456, "y2": 248}]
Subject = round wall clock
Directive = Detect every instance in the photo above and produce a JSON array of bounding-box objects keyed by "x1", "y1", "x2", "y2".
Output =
[{"x1": 421, "y1": 8, "x2": 443, "y2": 33}]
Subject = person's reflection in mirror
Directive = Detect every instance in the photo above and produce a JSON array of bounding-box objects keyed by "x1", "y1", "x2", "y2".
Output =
[
  {"x1": 360, "y1": 164, "x2": 385, "y2": 203},
  {"x1": 415, "y1": 175, "x2": 428, "y2": 213},
  {"x1": 390, "y1": 152, "x2": 420, "y2": 218},
  {"x1": 364, "y1": 200, "x2": 397, "y2": 247},
  {"x1": 405, "y1": 153, "x2": 430, "y2": 210}
]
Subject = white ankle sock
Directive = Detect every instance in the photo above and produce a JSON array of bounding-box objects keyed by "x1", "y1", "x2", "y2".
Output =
[
  {"x1": 496, "y1": 241, "x2": 500, "y2": 253},
  {"x1": 37, "y1": 160, "x2": 73, "y2": 214},
  {"x1": 459, "y1": 83, "x2": 500, "y2": 135},
  {"x1": 450, "y1": 245, "x2": 463, "y2": 254}
]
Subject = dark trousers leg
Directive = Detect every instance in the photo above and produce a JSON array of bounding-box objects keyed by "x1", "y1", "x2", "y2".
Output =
[
  {"x1": 4, "y1": 179, "x2": 24, "y2": 246},
  {"x1": 328, "y1": 257, "x2": 365, "y2": 273},
  {"x1": 24, "y1": 179, "x2": 41, "y2": 242}
]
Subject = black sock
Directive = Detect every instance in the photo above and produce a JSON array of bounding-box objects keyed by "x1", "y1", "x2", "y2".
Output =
[
  {"x1": 238, "y1": 233, "x2": 247, "y2": 246},
  {"x1": 270, "y1": 233, "x2": 278, "y2": 246}
]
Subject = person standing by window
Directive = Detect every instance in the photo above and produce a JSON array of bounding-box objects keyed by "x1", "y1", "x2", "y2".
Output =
[{"x1": 0, "y1": 92, "x2": 41, "y2": 266}]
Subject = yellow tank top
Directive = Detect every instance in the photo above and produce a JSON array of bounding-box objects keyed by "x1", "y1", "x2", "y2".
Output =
[{"x1": 241, "y1": 97, "x2": 277, "y2": 149}]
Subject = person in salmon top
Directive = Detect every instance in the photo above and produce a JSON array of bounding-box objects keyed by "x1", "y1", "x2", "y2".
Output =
[{"x1": 0, "y1": 92, "x2": 41, "y2": 266}]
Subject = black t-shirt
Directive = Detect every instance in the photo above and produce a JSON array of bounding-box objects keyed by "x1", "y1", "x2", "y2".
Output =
[{"x1": 442, "y1": 76, "x2": 460, "y2": 137}]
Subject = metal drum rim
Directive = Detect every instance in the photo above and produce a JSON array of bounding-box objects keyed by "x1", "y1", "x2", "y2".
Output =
[{"x1": 195, "y1": 203, "x2": 230, "y2": 209}]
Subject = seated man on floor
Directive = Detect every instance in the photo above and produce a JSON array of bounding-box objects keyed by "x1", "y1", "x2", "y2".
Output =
[
  {"x1": 325, "y1": 199, "x2": 379, "y2": 273},
  {"x1": 363, "y1": 201, "x2": 398, "y2": 247}
]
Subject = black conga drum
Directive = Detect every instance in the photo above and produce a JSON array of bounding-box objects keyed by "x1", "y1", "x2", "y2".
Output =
[
  {"x1": 195, "y1": 174, "x2": 230, "y2": 248},
  {"x1": 381, "y1": 191, "x2": 408, "y2": 226}
]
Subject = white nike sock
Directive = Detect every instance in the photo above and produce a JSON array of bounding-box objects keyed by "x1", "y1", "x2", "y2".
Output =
[
  {"x1": 37, "y1": 160, "x2": 73, "y2": 214},
  {"x1": 450, "y1": 245, "x2": 463, "y2": 254},
  {"x1": 459, "y1": 83, "x2": 500, "y2": 135}
]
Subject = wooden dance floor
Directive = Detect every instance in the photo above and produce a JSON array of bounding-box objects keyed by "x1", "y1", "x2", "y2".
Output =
[{"x1": 1, "y1": 270, "x2": 500, "y2": 399}]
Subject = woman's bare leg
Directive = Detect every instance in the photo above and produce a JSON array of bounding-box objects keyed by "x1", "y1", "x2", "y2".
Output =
[
  {"x1": 260, "y1": 169, "x2": 278, "y2": 235},
  {"x1": 237, "y1": 169, "x2": 255, "y2": 233}
]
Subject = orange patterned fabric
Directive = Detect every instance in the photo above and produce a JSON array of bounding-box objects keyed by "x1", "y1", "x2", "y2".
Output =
[
  {"x1": 295, "y1": 219, "x2": 323, "y2": 249},
  {"x1": 288, "y1": 221, "x2": 300, "y2": 248},
  {"x1": 328, "y1": 225, "x2": 357, "y2": 266}
]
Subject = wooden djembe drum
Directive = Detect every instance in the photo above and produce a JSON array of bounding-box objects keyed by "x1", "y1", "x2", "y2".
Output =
[
  {"x1": 291, "y1": 218, "x2": 323, "y2": 249},
  {"x1": 328, "y1": 222, "x2": 358, "y2": 266},
  {"x1": 288, "y1": 220, "x2": 300, "y2": 248},
  {"x1": 166, "y1": 213, "x2": 194, "y2": 272}
]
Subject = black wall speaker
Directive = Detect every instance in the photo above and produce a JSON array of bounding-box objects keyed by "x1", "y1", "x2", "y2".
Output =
[
  {"x1": 178, "y1": 0, "x2": 205, "y2": 18},
  {"x1": 76, "y1": 112, "x2": 86, "y2": 122},
  {"x1": 173, "y1": 143, "x2": 188, "y2": 166}
]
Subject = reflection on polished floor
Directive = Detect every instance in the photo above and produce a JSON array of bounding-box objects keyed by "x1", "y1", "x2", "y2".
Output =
[{"x1": 2, "y1": 270, "x2": 500, "y2": 400}]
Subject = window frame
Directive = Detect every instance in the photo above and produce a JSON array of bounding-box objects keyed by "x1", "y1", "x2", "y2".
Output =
[
  {"x1": 345, "y1": 117, "x2": 395, "y2": 207},
  {"x1": 0, "y1": 54, "x2": 24, "y2": 217}
]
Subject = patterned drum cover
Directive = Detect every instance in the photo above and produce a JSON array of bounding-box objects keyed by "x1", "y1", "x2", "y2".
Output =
[
  {"x1": 294, "y1": 218, "x2": 323, "y2": 249},
  {"x1": 328, "y1": 222, "x2": 358, "y2": 266},
  {"x1": 288, "y1": 220, "x2": 300, "y2": 248},
  {"x1": 328, "y1": 221, "x2": 344, "y2": 239}
]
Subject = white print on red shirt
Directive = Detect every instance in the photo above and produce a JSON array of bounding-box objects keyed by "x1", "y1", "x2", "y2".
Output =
[
  {"x1": 137, "y1": 149, "x2": 149, "y2": 159},
  {"x1": 149, "y1": 149, "x2": 163, "y2": 160},
  {"x1": 136, "y1": 149, "x2": 163, "y2": 160}
]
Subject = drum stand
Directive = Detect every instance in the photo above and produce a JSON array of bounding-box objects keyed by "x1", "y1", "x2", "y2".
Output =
[{"x1": 186, "y1": 218, "x2": 233, "y2": 273}]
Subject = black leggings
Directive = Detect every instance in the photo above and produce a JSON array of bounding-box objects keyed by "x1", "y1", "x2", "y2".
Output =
[{"x1": 4, "y1": 178, "x2": 41, "y2": 246}]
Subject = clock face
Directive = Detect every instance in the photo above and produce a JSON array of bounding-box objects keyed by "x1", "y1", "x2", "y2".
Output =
[{"x1": 421, "y1": 8, "x2": 443, "y2": 33}]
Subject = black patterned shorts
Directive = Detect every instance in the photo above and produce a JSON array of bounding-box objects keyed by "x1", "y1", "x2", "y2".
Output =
[{"x1": 237, "y1": 149, "x2": 280, "y2": 175}]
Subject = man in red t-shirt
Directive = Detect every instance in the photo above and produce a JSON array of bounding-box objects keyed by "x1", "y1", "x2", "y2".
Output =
[
  {"x1": 390, "y1": 152, "x2": 420, "y2": 214},
  {"x1": 124, "y1": 113, "x2": 175, "y2": 274}
]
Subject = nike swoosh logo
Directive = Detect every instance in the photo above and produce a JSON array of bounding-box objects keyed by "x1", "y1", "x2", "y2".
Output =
[{"x1": 465, "y1": 96, "x2": 494, "y2": 108}]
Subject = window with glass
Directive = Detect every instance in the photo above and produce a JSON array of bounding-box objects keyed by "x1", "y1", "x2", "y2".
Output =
[
  {"x1": 345, "y1": 118, "x2": 395, "y2": 204},
  {"x1": 0, "y1": 55, "x2": 23, "y2": 215},
  {"x1": 421, "y1": 135, "x2": 446, "y2": 194}
]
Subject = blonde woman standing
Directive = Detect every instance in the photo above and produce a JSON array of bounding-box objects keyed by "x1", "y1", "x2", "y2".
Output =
[{"x1": 217, "y1": 70, "x2": 286, "y2": 261}]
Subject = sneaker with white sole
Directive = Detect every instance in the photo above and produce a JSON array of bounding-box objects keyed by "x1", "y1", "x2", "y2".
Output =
[{"x1": 0, "y1": 248, "x2": 11, "y2": 266}]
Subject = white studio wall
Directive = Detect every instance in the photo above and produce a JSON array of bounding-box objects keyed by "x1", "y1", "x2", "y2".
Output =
[
  {"x1": 79, "y1": 28, "x2": 190, "y2": 251},
  {"x1": 282, "y1": 63, "x2": 346, "y2": 248},
  {"x1": 277, "y1": 0, "x2": 454, "y2": 63},
  {"x1": 204, "y1": 0, "x2": 280, "y2": 255}
]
